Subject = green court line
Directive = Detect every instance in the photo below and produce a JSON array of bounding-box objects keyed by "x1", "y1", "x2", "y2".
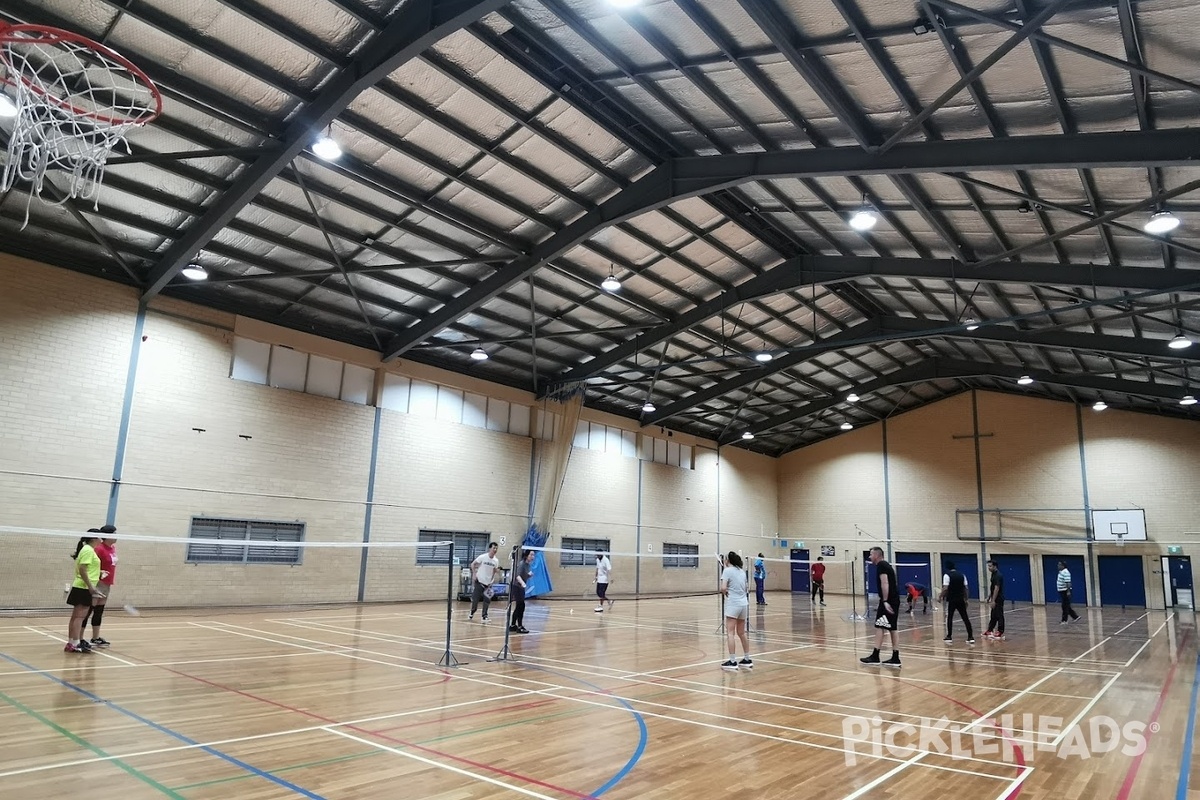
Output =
[
  {"x1": 0, "y1": 689, "x2": 186, "y2": 799},
  {"x1": 171, "y1": 750, "x2": 381, "y2": 791}
]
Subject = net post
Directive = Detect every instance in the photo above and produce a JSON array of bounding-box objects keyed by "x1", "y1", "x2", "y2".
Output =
[
  {"x1": 714, "y1": 553, "x2": 726, "y2": 634},
  {"x1": 848, "y1": 550, "x2": 866, "y2": 621},
  {"x1": 489, "y1": 544, "x2": 519, "y2": 662},
  {"x1": 437, "y1": 541, "x2": 464, "y2": 668}
]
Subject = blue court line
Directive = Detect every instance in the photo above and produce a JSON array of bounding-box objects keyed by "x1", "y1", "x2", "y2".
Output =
[
  {"x1": 523, "y1": 663, "x2": 647, "y2": 797},
  {"x1": 0, "y1": 651, "x2": 327, "y2": 800},
  {"x1": 1175, "y1": 650, "x2": 1200, "y2": 800}
]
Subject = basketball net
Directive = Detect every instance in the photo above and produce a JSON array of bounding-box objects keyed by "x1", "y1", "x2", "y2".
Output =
[{"x1": 0, "y1": 24, "x2": 161, "y2": 225}]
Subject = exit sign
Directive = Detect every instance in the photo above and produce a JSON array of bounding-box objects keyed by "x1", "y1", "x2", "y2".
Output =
[{"x1": 1168, "y1": 546, "x2": 1183, "y2": 555}]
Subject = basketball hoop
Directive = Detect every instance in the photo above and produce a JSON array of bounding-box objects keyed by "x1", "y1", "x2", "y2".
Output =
[{"x1": 0, "y1": 23, "x2": 161, "y2": 224}]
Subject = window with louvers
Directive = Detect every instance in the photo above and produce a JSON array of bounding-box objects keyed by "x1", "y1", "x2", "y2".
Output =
[
  {"x1": 560, "y1": 537, "x2": 610, "y2": 567},
  {"x1": 186, "y1": 518, "x2": 304, "y2": 564},
  {"x1": 416, "y1": 530, "x2": 492, "y2": 565},
  {"x1": 662, "y1": 543, "x2": 699, "y2": 568}
]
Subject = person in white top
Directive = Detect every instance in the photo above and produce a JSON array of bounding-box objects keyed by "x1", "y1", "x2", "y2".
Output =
[
  {"x1": 719, "y1": 551, "x2": 752, "y2": 671},
  {"x1": 469, "y1": 542, "x2": 500, "y2": 623},
  {"x1": 594, "y1": 551, "x2": 613, "y2": 612}
]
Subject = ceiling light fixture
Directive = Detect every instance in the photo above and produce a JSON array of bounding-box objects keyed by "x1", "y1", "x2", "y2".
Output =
[
  {"x1": 840, "y1": 422, "x2": 853, "y2": 431},
  {"x1": 754, "y1": 351, "x2": 774, "y2": 362},
  {"x1": 0, "y1": 93, "x2": 17, "y2": 118},
  {"x1": 601, "y1": 267, "x2": 621, "y2": 292},
  {"x1": 1144, "y1": 210, "x2": 1180, "y2": 234},
  {"x1": 470, "y1": 347, "x2": 489, "y2": 361},
  {"x1": 964, "y1": 317, "x2": 980, "y2": 331},
  {"x1": 1181, "y1": 395, "x2": 1197, "y2": 406},
  {"x1": 848, "y1": 203, "x2": 879, "y2": 231},
  {"x1": 741, "y1": 431, "x2": 755, "y2": 440},
  {"x1": 312, "y1": 132, "x2": 343, "y2": 161},
  {"x1": 181, "y1": 264, "x2": 208, "y2": 281},
  {"x1": 642, "y1": 401, "x2": 656, "y2": 413},
  {"x1": 1092, "y1": 400, "x2": 1107, "y2": 411},
  {"x1": 1169, "y1": 333, "x2": 1193, "y2": 350},
  {"x1": 609, "y1": 0, "x2": 642, "y2": 7},
  {"x1": 1017, "y1": 375, "x2": 1034, "y2": 385},
  {"x1": 846, "y1": 393, "x2": 860, "y2": 403}
]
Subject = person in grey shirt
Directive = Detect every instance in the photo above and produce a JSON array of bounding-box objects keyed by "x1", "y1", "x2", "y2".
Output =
[{"x1": 720, "y1": 551, "x2": 752, "y2": 671}]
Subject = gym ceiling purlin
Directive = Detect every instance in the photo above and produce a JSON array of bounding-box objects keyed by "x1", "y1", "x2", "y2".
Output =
[{"x1": 2, "y1": 0, "x2": 1199, "y2": 455}]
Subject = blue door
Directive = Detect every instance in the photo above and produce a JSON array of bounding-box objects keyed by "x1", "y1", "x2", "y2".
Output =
[
  {"x1": 989, "y1": 554, "x2": 1033, "y2": 603},
  {"x1": 1099, "y1": 555, "x2": 1146, "y2": 607},
  {"x1": 790, "y1": 549, "x2": 810, "y2": 593},
  {"x1": 941, "y1": 553, "x2": 979, "y2": 600},
  {"x1": 895, "y1": 551, "x2": 933, "y2": 597},
  {"x1": 1171, "y1": 557, "x2": 1194, "y2": 591},
  {"x1": 1043, "y1": 555, "x2": 1086, "y2": 605}
]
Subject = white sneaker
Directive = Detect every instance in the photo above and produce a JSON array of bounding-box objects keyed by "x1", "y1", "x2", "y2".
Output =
[{"x1": 594, "y1": 606, "x2": 604, "y2": 613}]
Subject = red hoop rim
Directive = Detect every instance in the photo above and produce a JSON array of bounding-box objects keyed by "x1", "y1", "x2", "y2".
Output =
[{"x1": 0, "y1": 22, "x2": 162, "y2": 126}]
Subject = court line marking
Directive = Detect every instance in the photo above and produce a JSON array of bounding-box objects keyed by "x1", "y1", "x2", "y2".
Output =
[
  {"x1": 322, "y1": 728, "x2": 564, "y2": 800},
  {"x1": 202, "y1": 620, "x2": 1019, "y2": 777},
  {"x1": 0, "y1": 649, "x2": 347, "y2": 678},
  {"x1": 24, "y1": 626, "x2": 139, "y2": 665},
  {"x1": 287, "y1": 618, "x2": 1110, "y2": 705},
  {"x1": 1174, "y1": 648, "x2": 1200, "y2": 800},
  {"x1": 1124, "y1": 614, "x2": 1175, "y2": 668},
  {"x1": 1050, "y1": 672, "x2": 1124, "y2": 747},
  {"x1": 0, "y1": 649, "x2": 329, "y2": 800},
  {"x1": 0, "y1": 690, "x2": 537, "y2": 779},
  {"x1": 1070, "y1": 613, "x2": 1149, "y2": 663},
  {"x1": 839, "y1": 670, "x2": 1059, "y2": 800}
]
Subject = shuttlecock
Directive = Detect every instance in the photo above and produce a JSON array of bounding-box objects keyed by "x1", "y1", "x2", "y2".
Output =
[
  {"x1": 123, "y1": 604, "x2": 140, "y2": 616},
  {"x1": 570, "y1": 609, "x2": 574, "y2": 614}
]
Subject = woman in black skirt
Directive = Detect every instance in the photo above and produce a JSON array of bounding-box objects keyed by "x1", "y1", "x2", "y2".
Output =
[{"x1": 65, "y1": 531, "x2": 103, "y2": 653}]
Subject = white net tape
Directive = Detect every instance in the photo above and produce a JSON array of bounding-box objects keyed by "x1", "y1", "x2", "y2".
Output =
[{"x1": 0, "y1": 25, "x2": 159, "y2": 224}]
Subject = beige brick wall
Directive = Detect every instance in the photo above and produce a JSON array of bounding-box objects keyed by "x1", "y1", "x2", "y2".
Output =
[{"x1": 6, "y1": 258, "x2": 1199, "y2": 612}]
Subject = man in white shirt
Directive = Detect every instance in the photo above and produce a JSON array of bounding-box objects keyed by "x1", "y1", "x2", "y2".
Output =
[
  {"x1": 594, "y1": 550, "x2": 613, "y2": 613},
  {"x1": 470, "y1": 542, "x2": 500, "y2": 623}
]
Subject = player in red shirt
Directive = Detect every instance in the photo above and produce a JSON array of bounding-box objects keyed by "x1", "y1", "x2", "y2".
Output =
[
  {"x1": 84, "y1": 525, "x2": 117, "y2": 648},
  {"x1": 811, "y1": 556, "x2": 826, "y2": 605}
]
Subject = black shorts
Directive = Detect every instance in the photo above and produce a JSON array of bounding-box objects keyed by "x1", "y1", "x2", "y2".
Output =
[
  {"x1": 874, "y1": 602, "x2": 898, "y2": 631},
  {"x1": 66, "y1": 587, "x2": 94, "y2": 607},
  {"x1": 596, "y1": 582, "x2": 608, "y2": 600}
]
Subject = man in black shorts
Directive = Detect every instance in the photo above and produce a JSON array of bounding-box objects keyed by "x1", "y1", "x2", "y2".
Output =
[{"x1": 860, "y1": 547, "x2": 901, "y2": 668}]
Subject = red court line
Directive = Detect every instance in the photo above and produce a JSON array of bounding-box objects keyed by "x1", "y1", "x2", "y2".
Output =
[
  {"x1": 904, "y1": 681, "x2": 1027, "y2": 799},
  {"x1": 124, "y1": 656, "x2": 596, "y2": 799},
  {"x1": 371, "y1": 698, "x2": 558, "y2": 733},
  {"x1": 1115, "y1": 630, "x2": 1191, "y2": 800}
]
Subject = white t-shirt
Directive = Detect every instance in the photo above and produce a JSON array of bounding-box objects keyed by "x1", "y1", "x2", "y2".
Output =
[
  {"x1": 722, "y1": 565, "x2": 749, "y2": 605},
  {"x1": 595, "y1": 556, "x2": 612, "y2": 584},
  {"x1": 473, "y1": 552, "x2": 499, "y2": 585}
]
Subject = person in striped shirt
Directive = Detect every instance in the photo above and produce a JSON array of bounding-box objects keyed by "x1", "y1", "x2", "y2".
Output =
[{"x1": 1057, "y1": 561, "x2": 1081, "y2": 624}]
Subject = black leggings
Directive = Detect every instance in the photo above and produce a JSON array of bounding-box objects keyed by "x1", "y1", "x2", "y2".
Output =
[{"x1": 511, "y1": 587, "x2": 526, "y2": 628}]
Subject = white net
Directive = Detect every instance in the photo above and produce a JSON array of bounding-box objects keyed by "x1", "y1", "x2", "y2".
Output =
[{"x1": 0, "y1": 24, "x2": 160, "y2": 223}]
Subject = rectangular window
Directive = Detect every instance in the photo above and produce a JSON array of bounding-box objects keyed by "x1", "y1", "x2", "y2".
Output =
[
  {"x1": 417, "y1": 530, "x2": 492, "y2": 566},
  {"x1": 560, "y1": 537, "x2": 610, "y2": 567},
  {"x1": 662, "y1": 542, "x2": 699, "y2": 568},
  {"x1": 186, "y1": 517, "x2": 304, "y2": 565}
]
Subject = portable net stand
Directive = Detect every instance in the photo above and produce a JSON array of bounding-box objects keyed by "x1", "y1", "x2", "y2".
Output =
[{"x1": 0, "y1": 23, "x2": 161, "y2": 224}]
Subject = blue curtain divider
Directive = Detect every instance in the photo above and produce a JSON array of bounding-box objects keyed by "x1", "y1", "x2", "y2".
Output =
[{"x1": 522, "y1": 523, "x2": 554, "y2": 598}]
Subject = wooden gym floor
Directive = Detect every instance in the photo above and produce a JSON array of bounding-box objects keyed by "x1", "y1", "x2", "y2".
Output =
[{"x1": 0, "y1": 594, "x2": 1195, "y2": 799}]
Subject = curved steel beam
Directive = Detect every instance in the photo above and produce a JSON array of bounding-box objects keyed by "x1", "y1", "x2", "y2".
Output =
[{"x1": 142, "y1": 0, "x2": 510, "y2": 299}]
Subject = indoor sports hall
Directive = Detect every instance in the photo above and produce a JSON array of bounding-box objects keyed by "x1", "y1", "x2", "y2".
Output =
[{"x1": 1, "y1": 0, "x2": 1199, "y2": 798}]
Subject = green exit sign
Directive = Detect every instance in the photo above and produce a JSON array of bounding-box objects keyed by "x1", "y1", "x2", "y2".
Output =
[{"x1": 1168, "y1": 546, "x2": 1183, "y2": 555}]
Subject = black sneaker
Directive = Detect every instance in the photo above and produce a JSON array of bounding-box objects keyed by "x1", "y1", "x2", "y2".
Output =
[
  {"x1": 738, "y1": 658, "x2": 753, "y2": 670},
  {"x1": 720, "y1": 659, "x2": 738, "y2": 671},
  {"x1": 78, "y1": 639, "x2": 93, "y2": 652},
  {"x1": 943, "y1": 638, "x2": 953, "y2": 644},
  {"x1": 882, "y1": 656, "x2": 902, "y2": 669},
  {"x1": 860, "y1": 653, "x2": 881, "y2": 665},
  {"x1": 967, "y1": 638, "x2": 976, "y2": 645},
  {"x1": 517, "y1": 627, "x2": 530, "y2": 634},
  {"x1": 90, "y1": 637, "x2": 111, "y2": 648}
]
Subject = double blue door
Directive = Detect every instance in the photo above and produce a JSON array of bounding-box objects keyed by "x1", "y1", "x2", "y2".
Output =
[
  {"x1": 1043, "y1": 555, "x2": 1086, "y2": 605},
  {"x1": 989, "y1": 554, "x2": 1033, "y2": 603},
  {"x1": 1098, "y1": 555, "x2": 1146, "y2": 607},
  {"x1": 895, "y1": 551, "x2": 933, "y2": 596}
]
